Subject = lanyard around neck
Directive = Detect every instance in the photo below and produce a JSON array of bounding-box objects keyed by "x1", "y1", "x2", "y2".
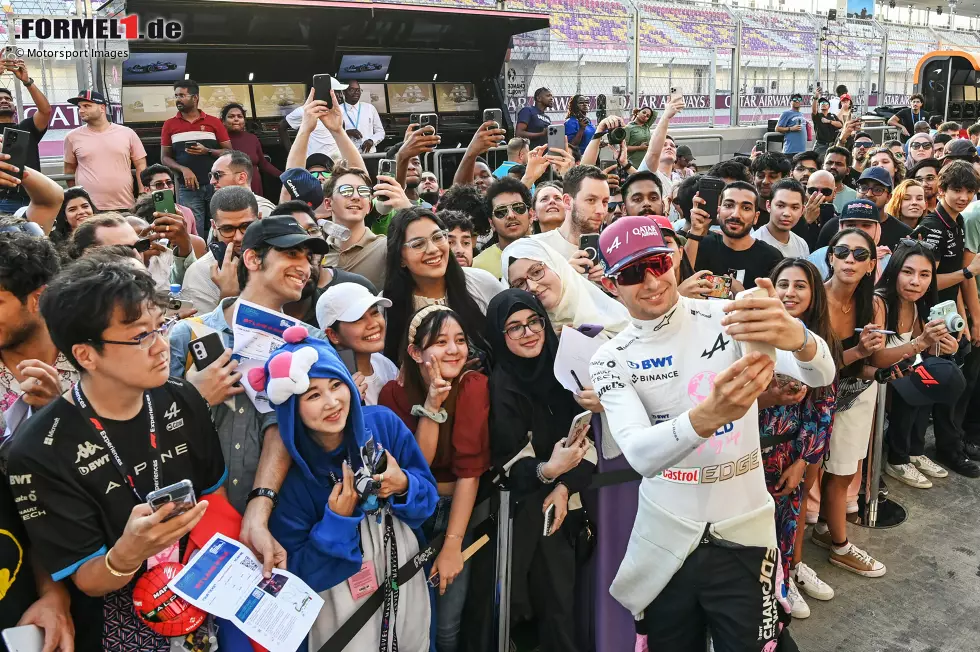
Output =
[{"x1": 342, "y1": 103, "x2": 362, "y2": 130}]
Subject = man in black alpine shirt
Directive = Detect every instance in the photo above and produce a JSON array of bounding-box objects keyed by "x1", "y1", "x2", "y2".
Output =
[
  {"x1": 6, "y1": 256, "x2": 227, "y2": 651},
  {"x1": 915, "y1": 160, "x2": 980, "y2": 477}
]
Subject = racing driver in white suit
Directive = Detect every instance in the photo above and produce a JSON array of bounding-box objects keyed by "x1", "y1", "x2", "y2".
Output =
[{"x1": 590, "y1": 215, "x2": 836, "y2": 651}]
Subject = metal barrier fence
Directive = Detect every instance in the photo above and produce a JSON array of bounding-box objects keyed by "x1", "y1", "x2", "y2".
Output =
[{"x1": 505, "y1": 0, "x2": 970, "y2": 130}]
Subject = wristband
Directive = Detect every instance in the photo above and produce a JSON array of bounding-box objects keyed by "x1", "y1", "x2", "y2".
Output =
[
  {"x1": 792, "y1": 319, "x2": 810, "y2": 353},
  {"x1": 684, "y1": 231, "x2": 703, "y2": 241},
  {"x1": 536, "y1": 462, "x2": 556, "y2": 484},
  {"x1": 104, "y1": 548, "x2": 140, "y2": 577},
  {"x1": 591, "y1": 131, "x2": 607, "y2": 141},
  {"x1": 246, "y1": 487, "x2": 279, "y2": 509},
  {"x1": 411, "y1": 404, "x2": 448, "y2": 423}
]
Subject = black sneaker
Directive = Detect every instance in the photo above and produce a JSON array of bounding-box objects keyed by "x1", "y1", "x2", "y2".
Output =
[
  {"x1": 936, "y1": 452, "x2": 980, "y2": 478},
  {"x1": 964, "y1": 441, "x2": 980, "y2": 462}
]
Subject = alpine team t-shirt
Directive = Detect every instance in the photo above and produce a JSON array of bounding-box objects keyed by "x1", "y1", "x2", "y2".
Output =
[{"x1": 5, "y1": 378, "x2": 227, "y2": 652}]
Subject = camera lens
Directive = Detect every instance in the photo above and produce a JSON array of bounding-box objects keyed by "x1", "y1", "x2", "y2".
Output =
[{"x1": 607, "y1": 127, "x2": 627, "y2": 145}]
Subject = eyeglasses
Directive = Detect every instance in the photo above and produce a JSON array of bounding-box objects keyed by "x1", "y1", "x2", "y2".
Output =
[
  {"x1": 337, "y1": 184, "x2": 372, "y2": 198},
  {"x1": 93, "y1": 317, "x2": 177, "y2": 350},
  {"x1": 214, "y1": 220, "x2": 257, "y2": 237},
  {"x1": 808, "y1": 187, "x2": 833, "y2": 197},
  {"x1": 899, "y1": 237, "x2": 936, "y2": 250},
  {"x1": 854, "y1": 141, "x2": 874, "y2": 148},
  {"x1": 0, "y1": 221, "x2": 43, "y2": 236},
  {"x1": 831, "y1": 245, "x2": 872, "y2": 262},
  {"x1": 795, "y1": 165, "x2": 818, "y2": 173},
  {"x1": 149, "y1": 179, "x2": 175, "y2": 190},
  {"x1": 609, "y1": 254, "x2": 674, "y2": 286},
  {"x1": 492, "y1": 202, "x2": 529, "y2": 220},
  {"x1": 503, "y1": 315, "x2": 546, "y2": 340},
  {"x1": 857, "y1": 183, "x2": 888, "y2": 197},
  {"x1": 510, "y1": 262, "x2": 547, "y2": 291},
  {"x1": 914, "y1": 174, "x2": 938, "y2": 183},
  {"x1": 403, "y1": 229, "x2": 448, "y2": 252},
  {"x1": 909, "y1": 142, "x2": 931, "y2": 150}
]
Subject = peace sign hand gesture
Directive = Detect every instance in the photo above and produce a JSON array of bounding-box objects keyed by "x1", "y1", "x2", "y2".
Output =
[{"x1": 423, "y1": 358, "x2": 452, "y2": 412}]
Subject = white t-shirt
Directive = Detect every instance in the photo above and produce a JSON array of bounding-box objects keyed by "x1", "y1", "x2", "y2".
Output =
[
  {"x1": 752, "y1": 224, "x2": 810, "y2": 257},
  {"x1": 285, "y1": 102, "x2": 385, "y2": 160},
  {"x1": 531, "y1": 229, "x2": 579, "y2": 261},
  {"x1": 363, "y1": 353, "x2": 399, "y2": 406},
  {"x1": 411, "y1": 266, "x2": 503, "y2": 313}
]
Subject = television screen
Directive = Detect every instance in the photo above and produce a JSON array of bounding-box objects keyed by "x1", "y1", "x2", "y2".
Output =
[
  {"x1": 387, "y1": 83, "x2": 435, "y2": 114},
  {"x1": 123, "y1": 53, "x2": 187, "y2": 83},
  {"x1": 122, "y1": 85, "x2": 177, "y2": 123},
  {"x1": 359, "y1": 83, "x2": 388, "y2": 114},
  {"x1": 435, "y1": 83, "x2": 479, "y2": 112},
  {"x1": 253, "y1": 83, "x2": 306, "y2": 118},
  {"x1": 338, "y1": 54, "x2": 392, "y2": 81},
  {"x1": 197, "y1": 85, "x2": 251, "y2": 117}
]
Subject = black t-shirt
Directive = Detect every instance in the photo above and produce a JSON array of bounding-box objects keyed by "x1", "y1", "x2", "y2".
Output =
[
  {"x1": 0, "y1": 478, "x2": 36, "y2": 631},
  {"x1": 694, "y1": 233, "x2": 784, "y2": 289},
  {"x1": 812, "y1": 111, "x2": 841, "y2": 143},
  {"x1": 0, "y1": 116, "x2": 46, "y2": 204},
  {"x1": 916, "y1": 205, "x2": 964, "y2": 304},
  {"x1": 893, "y1": 107, "x2": 929, "y2": 137},
  {"x1": 817, "y1": 214, "x2": 912, "y2": 252},
  {"x1": 5, "y1": 377, "x2": 226, "y2": 652}
]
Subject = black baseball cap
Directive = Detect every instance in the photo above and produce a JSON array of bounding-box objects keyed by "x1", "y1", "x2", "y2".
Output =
[
  {"x1": 892, "y1": 357, "x2": 966, "y2": 406},
  {"x1": 241, "y1": 216, "x2": 329, "y2": 254},
  {"x1": 67, "y1": 90, "x2": 108, "y2": 106},
  {"x1": 839, "y1": 198, "x2": 880, "y2": 223}
]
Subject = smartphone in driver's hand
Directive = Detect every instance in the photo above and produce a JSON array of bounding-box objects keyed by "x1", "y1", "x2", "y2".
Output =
[{"x1": 146, "y1": 479, "x2": 196, "y2": 522}]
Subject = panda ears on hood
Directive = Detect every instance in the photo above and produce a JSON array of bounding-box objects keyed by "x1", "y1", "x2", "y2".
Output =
[{"x1": 246, "y1": 325, "x2": 320, "y2": 405}]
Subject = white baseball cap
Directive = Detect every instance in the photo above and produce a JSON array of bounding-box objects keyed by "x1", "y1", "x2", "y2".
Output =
[{"x1": 316, "y1": 283, "x2": 391, "y2": 330}]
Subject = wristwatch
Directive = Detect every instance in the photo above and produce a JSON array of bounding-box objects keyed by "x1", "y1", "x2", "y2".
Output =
[
  {"x1": 964, "y1": 267, "x2": 974, "y2": 280},
  {"x1": 22, "y1": 77, "x2": 33, "y2": 88},
  {"x1": 246, "y1": 487, "x2": 279, "y2": 509}
]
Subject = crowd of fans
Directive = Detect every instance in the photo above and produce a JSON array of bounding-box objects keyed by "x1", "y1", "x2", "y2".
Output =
[{"x1": 2, "y1": 73, "x2": 980, "y2": 652}]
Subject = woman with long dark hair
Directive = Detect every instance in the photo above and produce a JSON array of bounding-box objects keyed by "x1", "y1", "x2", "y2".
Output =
[
  {"x1": 49, "y1": 186, "x2": 96, "y2": 244},
  {"x1": 378, "y1": 306, "x2": 491, "y2": 652},
  {"x1": 760, "y1": 258, "x2": 841, "y2": 619},
  {"x1": 563, "y1": 95, "x2": 594, "y2": 158},
  {"x1": 872, "y1": 241, "x2": 957, "y2": 488},
  {"x1": 382, "y1": 207, "x2": 500, "y2": 363},
  {"x1": 814, "y1": 228, "x2": 888, "y2": 578},
  {"x1": 485, "y1": 289, "x2": 596, "y2": 652},
  {"x1": 221, "y1": 102, "x2": 282, "y2": 195}
]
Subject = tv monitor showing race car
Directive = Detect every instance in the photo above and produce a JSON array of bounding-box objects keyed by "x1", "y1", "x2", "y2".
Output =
[
  {"x1": 253, "y1": 83, "x2": 306, "y2": 118},
  {"x1": 122, "y1": 53, "x2": 187, "y2": 83},
  {"x1": 337, "y1": 54, "x2": 391, "y2": 81},
  {"x1": 387, "y1": 83, "x2": 435, "y2": 114},
  {"x1": 359, "y1": 83, "x2": 389, "y2": 114},
  {"x1": 196, "y1": 85, "x2": 251, "y2": 117},
  {"x1": 122, "y1": 86, "x2": 178, "y2": 123},
  {"x1": 435, "y1": 83, "x2": 480, "y2": 113}
]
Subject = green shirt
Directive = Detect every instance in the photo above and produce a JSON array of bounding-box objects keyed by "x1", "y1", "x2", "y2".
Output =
[
  {"x1": 625, "y1": 123, "x2": 652, "y2": 168},
  {"x1": 962, "y1": 200, "x2": 980, "y2": 298}
]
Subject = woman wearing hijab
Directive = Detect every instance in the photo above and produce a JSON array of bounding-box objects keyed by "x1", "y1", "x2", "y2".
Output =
[
  {"x1": 502, "y1": 238, "x2": 631, "y2": 338},
  {"x1": 250, "y1": 326, "x2": 439, "y2": 652},
  {"x1": 486, "y1": 289, "x2": 597, "y2": 652}
]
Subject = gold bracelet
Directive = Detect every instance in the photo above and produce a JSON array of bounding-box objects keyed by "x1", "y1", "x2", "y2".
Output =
[{"x1": 104, "y1": 548, "x2": 140, "y2": 577}]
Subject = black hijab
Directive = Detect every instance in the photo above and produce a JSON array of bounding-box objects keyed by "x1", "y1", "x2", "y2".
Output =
[{"x1": 486, "y1": 289, "x2": 565, "y2": 401}]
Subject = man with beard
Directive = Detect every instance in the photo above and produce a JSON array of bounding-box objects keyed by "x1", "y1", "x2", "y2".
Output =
[
  {"x1": 621, "y1": 170, "x2": 666, "y2": 222},
  {"x1": 335, "y1": 80, "x2": 385, "y2": 154},
  {"x1": 210, "y1": 150, "x2": 277, "y2": 216},
  {"x1": 887, "y1": 93, "x2": 929, "y2": 140},
  {"x1": 685, "y1": 181, "x2": 783, "y2": 290},
  {"x1": 531, "y1": 165, "x2": 608, "y2": 282},
  {"x1": 818, "y1": 167, "x2": 911, "y2": 250},
  {"x1": 474, "y1": 177, "x2": 533, "y2": 278},
  {"x1": 0, "y1": 58, "x2": 51, "y2": 214},
  {"x1": 825, "y1": 146, "x2": 858, "y2": 211},
  {"x1": 910, "y1": 158, "x2": 941, "y2": 214},
  {"x1": 63, "y1": 90, "x2": 146, "y2": 210},
  {"x1": 775, "y1": 93, "x2": 807, "y2": 154},
  {"x1": 750, "y1": 153, "x2": 790, "y2": 227},
  {"x1": 0, "y1": 231, "x2": 76, "y2": 434},
  {"x1": 752, "y1": 178, "x2": 810, "y2": 257},
  {"x1": 371, "y1": 140, "x2": 432, "y2": 235},
  {"x1": 851, "y1": 132, "x2": 875, "y2": 173},
  {"x1": 160, "y1": 79, "x2": 233, "y2": 234},
  {"x1": 794, "y1": 169, "x2": 837, "y2": 249},
  {"x1": 419, "y1": 171, "x2": 441, "y2": 206},
  {"x1": 440, "y1": 210, "x2": 477, "y2": 268}
]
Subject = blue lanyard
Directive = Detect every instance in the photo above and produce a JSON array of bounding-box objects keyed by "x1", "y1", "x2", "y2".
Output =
[{"x1": 343, "y1": 103, "x2": 362, "y2": 130}]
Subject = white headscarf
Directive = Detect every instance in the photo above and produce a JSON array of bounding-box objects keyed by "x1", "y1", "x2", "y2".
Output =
[{"x1": 501, "y1": 238, "x2": 631, "y2": 337}]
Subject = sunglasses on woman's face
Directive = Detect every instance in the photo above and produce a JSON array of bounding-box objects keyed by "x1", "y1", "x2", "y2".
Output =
[
  {"x1": 831, "y1": 245, "x2": 872, "y2": 262},
  {"x1": 908, "y1": 141, "x2": 931, "y2": 150},
  {"x1": 611, "y1": 254, "x2": 673, "y2": 286}
]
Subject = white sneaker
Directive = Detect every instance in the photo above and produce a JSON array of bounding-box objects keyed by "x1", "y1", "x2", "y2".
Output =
[
  {"x1": 911, "y1": 455, "x2": 948, "y2": 478},
  {"x1": 885, "y1": 462, "x2": 932, "y2": 488},
  {"x1": 787, "y1": 577, "x2": 810, "y2": 619},
  {"x1": 794, "y1": 562, "x2": 834, "y2": 601}
]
